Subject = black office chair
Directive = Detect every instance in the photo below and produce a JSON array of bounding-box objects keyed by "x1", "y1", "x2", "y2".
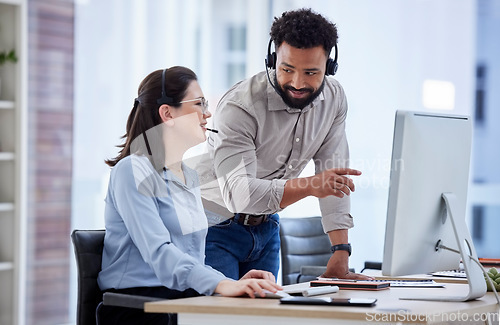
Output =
[
  {"x1": 279, "y1": 217, "x2": 332, "y2": 285},
  {"x1": 71, "y1": 229, "x2": 166, "y2": 325},
  {"x1": 360, "y1": 261, "x2": 382, "y2": 273}
]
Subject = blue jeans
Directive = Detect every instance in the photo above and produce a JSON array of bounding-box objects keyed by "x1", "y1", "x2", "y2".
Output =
[{"x1": 205, "y1": 213, "x2": 280, "y2": 280}]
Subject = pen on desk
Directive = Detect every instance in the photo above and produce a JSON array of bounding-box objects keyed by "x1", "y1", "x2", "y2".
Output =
[{"x1": 302, "y1": 285, "x2": 339, "y2": 297}]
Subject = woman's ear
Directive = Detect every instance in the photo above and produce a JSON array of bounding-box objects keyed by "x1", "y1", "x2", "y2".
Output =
[{"x1": 159, "y1": 105, "x2": 175, "y2": 126}]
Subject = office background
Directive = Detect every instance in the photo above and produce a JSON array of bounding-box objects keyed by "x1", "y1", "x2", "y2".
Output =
[{"x1": 10, "y1": 0, "x2": 500, "y2": 324}]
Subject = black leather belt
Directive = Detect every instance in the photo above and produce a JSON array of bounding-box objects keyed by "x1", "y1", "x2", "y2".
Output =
[{"x1": 233, "y1": 213, "x2": 269, "y2": 226}]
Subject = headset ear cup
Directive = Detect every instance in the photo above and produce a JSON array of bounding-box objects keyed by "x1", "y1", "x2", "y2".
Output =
[
  {"x1": 326, "y1": 58, "x2": 338, "y2": 76},
  {"x1": 265, "y1": 54, "x2": 272, "y2": 69},
  {"x1": 266, "y1": 52, "x2": 276, "y2": 69}
]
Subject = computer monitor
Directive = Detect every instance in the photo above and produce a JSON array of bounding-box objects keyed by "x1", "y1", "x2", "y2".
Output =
[{"x1": 382, "y1": 110, "x2": 486, "y2": 301}]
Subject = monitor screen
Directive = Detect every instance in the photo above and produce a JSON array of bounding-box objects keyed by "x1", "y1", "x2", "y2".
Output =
[{"x1": 381, "y1": 110, "x2": 486, "y2": 301}]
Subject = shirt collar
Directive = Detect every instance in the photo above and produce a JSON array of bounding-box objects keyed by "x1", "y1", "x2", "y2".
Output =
[{"x1": 162, "y1": 163, "x2": 196, "y2": 189}]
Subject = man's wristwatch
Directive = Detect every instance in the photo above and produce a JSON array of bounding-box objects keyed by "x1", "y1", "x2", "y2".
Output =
[{"x1": 330, "y1": 243, "x2": 352, "y2": 256}]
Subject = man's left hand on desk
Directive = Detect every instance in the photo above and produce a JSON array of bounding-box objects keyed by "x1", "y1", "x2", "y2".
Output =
[
  {"x1": 322, "y1": 252, "x2": 374, "y2": 280},
  {"x1": 321, "y1": 270, "x2": 374, "y2": 281}
]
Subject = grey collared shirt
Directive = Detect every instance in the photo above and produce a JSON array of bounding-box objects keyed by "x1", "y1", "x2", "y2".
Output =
[{"x1": 193, "y1": 71, "x2": 354, "y2": 233}]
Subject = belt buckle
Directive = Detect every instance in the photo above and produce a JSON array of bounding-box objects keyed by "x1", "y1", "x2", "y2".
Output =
[{"x1": 242, "y1": 214, "x2": 252, "y2": 226}]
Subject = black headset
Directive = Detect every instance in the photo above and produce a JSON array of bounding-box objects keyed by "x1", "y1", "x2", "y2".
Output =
[
  {"x1": 265, "y1": 39, "x2": 338, "y2": 76},
  {"x1": 156, "y1": 68, "x2": 174, "y2": 105}
]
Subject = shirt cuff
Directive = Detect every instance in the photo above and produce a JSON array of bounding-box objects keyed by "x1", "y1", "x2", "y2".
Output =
[
  {"x1": 268, "y1": 178, "x2": 287, "y2": 212},
  {"x1": 187, "y1": 263, "x2": 227, "y2": 296},
  {"x1": 321, "y1": 213, "x2": 354, "y2": 233}
]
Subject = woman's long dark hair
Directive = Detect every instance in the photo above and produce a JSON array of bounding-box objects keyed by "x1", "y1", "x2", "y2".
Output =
[{"x1": 105, "y1": 66, "x2": 198, "y2": 168}]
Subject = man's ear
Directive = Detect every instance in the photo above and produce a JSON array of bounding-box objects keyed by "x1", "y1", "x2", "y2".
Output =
[{"x1": 159, "y1": 104, "x2": 174, "y2": 125}]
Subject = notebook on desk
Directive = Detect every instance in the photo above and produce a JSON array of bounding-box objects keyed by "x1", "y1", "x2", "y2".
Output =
[
  {"x1": 479, "y1": 258, "x2": 500, "y2": 267},
  {"x1": 311, "y1": 279, "x2": 390, "y2": 290}
]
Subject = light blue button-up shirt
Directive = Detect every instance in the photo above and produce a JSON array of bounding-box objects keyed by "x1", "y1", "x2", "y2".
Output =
[{"x1": 97, "y1": 155, "x2": 227, "y2": 295}]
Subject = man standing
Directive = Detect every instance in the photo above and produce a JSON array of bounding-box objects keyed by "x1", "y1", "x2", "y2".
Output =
[{"x1": 196, "y1": 8, "x2": 371, "y2": 281}]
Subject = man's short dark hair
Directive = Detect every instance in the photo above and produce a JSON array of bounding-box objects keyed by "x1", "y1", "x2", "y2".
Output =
[{"x1": 270, "y1": 8, "x2": 338, "y2": 56}]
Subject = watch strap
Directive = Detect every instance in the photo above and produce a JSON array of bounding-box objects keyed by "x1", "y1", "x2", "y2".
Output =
[{"x1": 330, "y1": 243, "x2": 352, "y2": 256}]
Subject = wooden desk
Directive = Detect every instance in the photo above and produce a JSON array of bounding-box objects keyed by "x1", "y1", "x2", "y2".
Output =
[{"x1": 145, "y1": 282, "x2": 499, "y2": 324}]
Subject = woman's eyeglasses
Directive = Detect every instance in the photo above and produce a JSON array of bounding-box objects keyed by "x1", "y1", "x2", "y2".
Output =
[{"x1": 178, "y1": 97, "x2": 209, "y2": 115}]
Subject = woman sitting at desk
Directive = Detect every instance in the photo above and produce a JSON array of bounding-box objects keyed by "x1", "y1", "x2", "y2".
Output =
[{"x1": 98, "y1": 67, "x2": 281, "y2": 324}]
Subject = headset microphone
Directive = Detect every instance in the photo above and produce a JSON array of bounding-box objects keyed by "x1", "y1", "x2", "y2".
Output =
[
  {"x1": 265, "y1": 60, "x2": 281, "y2": 95},
  {"x1": 206, "y1": 128, "x2": 219, "y2": 133},
  {"x1": 265, "y1": 39, "x2": 281, "y2": 94}
]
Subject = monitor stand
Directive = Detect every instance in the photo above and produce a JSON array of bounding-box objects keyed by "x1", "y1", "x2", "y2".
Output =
[{"x1": 400, "y1": 192, "x2": 487, "y2": 302}]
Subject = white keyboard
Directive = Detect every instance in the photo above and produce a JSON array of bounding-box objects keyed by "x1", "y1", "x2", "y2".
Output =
[
  {"x1": 369, "y1": 279, "x2": 444, "y2": 288},
  {"x1": 430, "y1": 269, "x2": 467, "y2": 278}
]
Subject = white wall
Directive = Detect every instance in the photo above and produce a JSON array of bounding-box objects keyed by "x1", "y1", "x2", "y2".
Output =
[{"x1": 71, "y1": 0, "x2": 207, "y2": 319}]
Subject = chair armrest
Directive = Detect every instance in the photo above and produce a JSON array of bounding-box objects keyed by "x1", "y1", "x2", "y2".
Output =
[
  {"x1": 102, "y1": 292, "x2": 164, "y2": 310},
  {"x1": 360, "y1": 261, "x2": 382, "y2": 273}
]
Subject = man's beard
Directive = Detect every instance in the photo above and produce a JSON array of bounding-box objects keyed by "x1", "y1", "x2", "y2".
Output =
[{"x1": 274, "y1": 74, "x2": 325, "y2": 110}]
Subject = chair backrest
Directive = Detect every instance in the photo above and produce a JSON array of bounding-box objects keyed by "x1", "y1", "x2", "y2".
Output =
[
  {"x1": 279, "y1": 217, "x2": 331, "y2": 285},
  {"x1": 71, "y1": 229, "x2": 106, "y2": 325}
]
